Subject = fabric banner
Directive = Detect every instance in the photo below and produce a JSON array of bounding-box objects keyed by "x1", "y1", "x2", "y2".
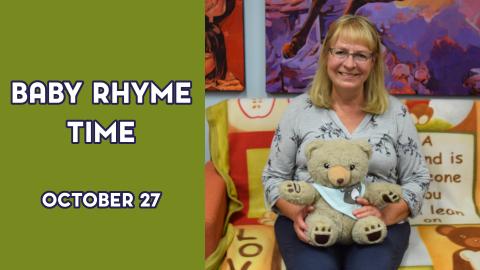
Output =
[{"x1": 210, "y1": 98, "x2": 480, "y2": 270}]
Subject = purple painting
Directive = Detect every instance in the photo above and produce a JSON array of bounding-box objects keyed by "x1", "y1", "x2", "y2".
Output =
[{"x1": 266, "y1": 0, "x2": 480, "y2": 95}]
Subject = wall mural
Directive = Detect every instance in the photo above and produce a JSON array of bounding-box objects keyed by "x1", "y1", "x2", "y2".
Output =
[
  {"x1": 265, "y1": 0, "x2": 480, "y2": 95},
  {"x1": 205, "y1": 0, "x2": 245, "y2": 91}
]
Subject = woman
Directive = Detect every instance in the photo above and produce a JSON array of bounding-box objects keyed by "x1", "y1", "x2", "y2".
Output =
[{"x1": 262, "y1": 15, "x2": 430, "y2": 270}]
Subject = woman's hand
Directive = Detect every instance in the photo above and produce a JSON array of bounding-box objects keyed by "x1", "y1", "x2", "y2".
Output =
[
  {"x1": 292, "y1": 205, "x2": 315, "y2": 243},
  {"x1": 353, "y1": 197, "x2": 410, "y2": 225},
  {"x1": 353, "y1": 197, "x2": 384, "y2": 220},
  {"x1": 276, "y1": 198, "x2": 315, "y2": 243}
]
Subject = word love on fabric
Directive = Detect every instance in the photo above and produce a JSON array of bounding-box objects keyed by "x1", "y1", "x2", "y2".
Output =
[{"x1": 10, "y1": 80, "x2": 192, "y2": 144}]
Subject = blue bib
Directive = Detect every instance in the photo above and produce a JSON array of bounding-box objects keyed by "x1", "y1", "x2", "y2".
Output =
[{"x1": 312, "y1": 182, "x2": 365, "y2": 220}]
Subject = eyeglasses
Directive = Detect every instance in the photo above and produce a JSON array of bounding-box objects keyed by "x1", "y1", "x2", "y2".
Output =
[{"x1": 328, "y1": 48, "x2": 374, "y2": 63}]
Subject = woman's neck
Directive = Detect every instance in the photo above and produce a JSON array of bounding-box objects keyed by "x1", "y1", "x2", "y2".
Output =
[
  {"x1": 331, "y1": 88, "x2": 365, "y2": 112},
  {"x1": 331, "y1": 87, "x2": 367, "y2": 134}
]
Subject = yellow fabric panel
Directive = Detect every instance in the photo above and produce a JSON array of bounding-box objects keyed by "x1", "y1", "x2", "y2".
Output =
[
  {"x1": 220, "y1": 225, "x2": 284, "y2": 270},
  {"x1": 206, "y1": 100, "x2": 242, "y2": 212},
  {"x1": 206, "y1": 101, "x2": 244, "y2": 270},
  {"x1": 246, "y1": 148, "x2": 270, "y2": 219},
  {"x1": 207, "y1": 100, "x2": 230, "y2": 178}
]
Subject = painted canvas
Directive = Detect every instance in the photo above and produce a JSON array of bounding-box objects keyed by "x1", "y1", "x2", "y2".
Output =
[
  {"x1": 266, "y1": 0, "x2": 480, "y2": 95},
  {"x1": 206, "y1": 0, "x2": 245, "y2": 91}
]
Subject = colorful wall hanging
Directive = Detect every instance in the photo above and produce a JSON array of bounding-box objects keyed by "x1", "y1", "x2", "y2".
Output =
[
  {"x1": 206, "y1": 97, "x2": 480, "y2": 270},
  {"x1": 266, "y1": 0, "x2": 480, "y2": 95},
  {"x1": 205, "y1": 0, "x2": 245, "y2": 91}
]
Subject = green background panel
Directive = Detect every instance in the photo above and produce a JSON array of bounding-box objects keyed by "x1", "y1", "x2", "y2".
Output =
[{"x1": 0, "y1": 1, "x2": 204, "y2": 269}]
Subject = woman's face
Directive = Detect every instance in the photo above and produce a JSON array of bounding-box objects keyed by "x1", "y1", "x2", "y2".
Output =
[{"x1": 327, "y1": 38, "x2": 374, "y2": 94}]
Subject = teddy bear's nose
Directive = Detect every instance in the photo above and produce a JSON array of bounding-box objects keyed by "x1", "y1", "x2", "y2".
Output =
[{"x1": 337, "y1": 178, "x2": 344, "y2": 185}]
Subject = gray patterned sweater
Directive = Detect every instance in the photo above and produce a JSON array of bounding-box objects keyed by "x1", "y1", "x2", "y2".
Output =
[{"x1": 262, "y1": 93, "x2": 430, "y2": 218}]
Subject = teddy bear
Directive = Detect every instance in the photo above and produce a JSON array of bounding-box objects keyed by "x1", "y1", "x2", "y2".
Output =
[
  {"x1": 436, "y1": 225, "x2": 480, "y2": 270},
  {"x1": 279, "y1": 139, "x2": 402, "y2": 247}
]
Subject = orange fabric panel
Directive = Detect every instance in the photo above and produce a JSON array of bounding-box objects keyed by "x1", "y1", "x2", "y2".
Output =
[{"x1": 205, "y1": 162, "x2": 228, "y2": 258}]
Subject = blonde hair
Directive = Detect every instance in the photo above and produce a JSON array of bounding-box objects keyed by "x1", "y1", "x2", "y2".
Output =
[{"x1": 308, "y1": 15, "x2": 389, "y2": 114}]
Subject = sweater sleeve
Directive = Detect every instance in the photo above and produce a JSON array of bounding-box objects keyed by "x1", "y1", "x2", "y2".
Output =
[
  {"x1": 395, "y1": 103, "x2": 431, "y2": 217},
  {"x1": 262, "y1": 99, "x2": 302, "y2": 211}
]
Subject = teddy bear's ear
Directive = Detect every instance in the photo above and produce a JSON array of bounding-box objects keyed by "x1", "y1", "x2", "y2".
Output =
[
  {"x1": 353, "y1": 140, "x2": 372, "y2": 159},
  {"x1": 436, "y1": 225, "x2": 456, "y2": 236},
  {"x1": 305, "y1": 140, "x2": 325, "y2": 160}
]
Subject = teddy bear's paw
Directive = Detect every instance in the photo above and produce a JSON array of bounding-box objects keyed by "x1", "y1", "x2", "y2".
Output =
[
  {"x1": 310, "y1": 225, "x2": 334, "y2": 246},
  {"x1": 279, "y1": 181, "x2": 310, "y2": 204},
  {"x1": 306, "y1": 217, "x2": 338, "y2": 247},
  {"x1": 352, "y1": 216, "x2": 387, "y2": 245},
  {"x1": 381, "y1": 191, "x2": 401, "y2": 203},
  {"x1": 284, "y1": 182, "x2": 302, "y2": 194}
]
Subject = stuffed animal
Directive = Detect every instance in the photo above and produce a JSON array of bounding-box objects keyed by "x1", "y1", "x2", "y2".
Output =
[
  {"x1": 436, "y1": 225, "x2": 480, "y2": 270},
  {"x1": 279, "y1": 139, "x2": 402, "y2": 247}
]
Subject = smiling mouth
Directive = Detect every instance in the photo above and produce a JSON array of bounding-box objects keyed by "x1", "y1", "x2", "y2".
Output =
[{"x1": 339, "y1": 71, "x2": 359, "y2": 76}]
